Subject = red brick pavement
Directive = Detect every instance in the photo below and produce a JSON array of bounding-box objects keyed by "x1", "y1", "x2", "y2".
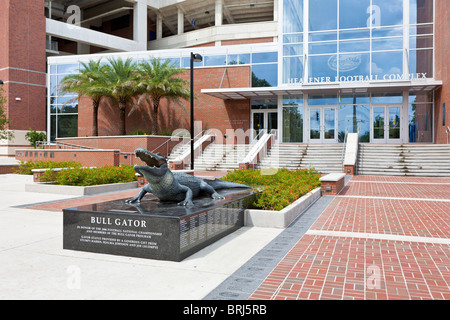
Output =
[{"x1": 250, "y1": 175, "x2": 450, "y2": 300}]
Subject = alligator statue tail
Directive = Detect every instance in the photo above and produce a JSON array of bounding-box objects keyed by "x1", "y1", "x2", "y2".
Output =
[{"x1": 204, "y1": 179, "x2": 249, "y2": 191}]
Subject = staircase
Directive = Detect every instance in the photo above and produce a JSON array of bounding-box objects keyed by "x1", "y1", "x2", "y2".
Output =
[
  {"x1": 193, "y1": 144, "x2": 252, "y2": 171},
  {"x1": 256, "y1": 144, "x2": 306, "y2": 170},
  {"x1": 357, "y1": 144, "x2": 450, "y2": 176},
  {"x1": 257, "y1": 144, "x2": 344, "y2": 173}
]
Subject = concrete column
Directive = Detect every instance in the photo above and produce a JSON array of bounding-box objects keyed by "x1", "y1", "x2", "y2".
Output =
[
  {"x1": 156, "y1": 13, "x2": 163, "y2": 39},
  {"x1": 177, "y1": 8, "x2": 184, "y2": 35},
  {"x1": 134, "y1": 0, "x2": 148, "y2": 50},
  {"x1": 215, "y1": 0, "x2": 223, "y2": 26}
]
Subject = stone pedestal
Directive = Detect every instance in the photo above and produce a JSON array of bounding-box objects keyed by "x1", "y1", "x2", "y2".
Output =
[{"x1": 63, "y1": 189, "x2": 255, "y2": 261}]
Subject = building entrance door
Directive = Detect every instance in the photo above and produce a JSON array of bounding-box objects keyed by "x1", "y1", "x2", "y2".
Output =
[
  {"x1": 251, "y1": 111, "x2": 278, "y2": 141},
  {"x1": 308, "y1": 107, "x2": 337, "y2": 143},
  {"x1": 370, "y1": 105, "x2": 401, "y2": 143}
]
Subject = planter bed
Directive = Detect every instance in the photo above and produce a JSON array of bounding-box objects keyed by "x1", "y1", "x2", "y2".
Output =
[
  {"x1": 245, "y1": 187, "x2": 321, "y2": 228},
  {"x1": 25, "y1": 181, "x2": 138, "y2": 196}
]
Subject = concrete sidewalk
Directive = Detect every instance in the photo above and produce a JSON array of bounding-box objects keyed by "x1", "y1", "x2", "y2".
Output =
[{"x1": 0, "y1": 174, "x2": 282, "y2": 300}]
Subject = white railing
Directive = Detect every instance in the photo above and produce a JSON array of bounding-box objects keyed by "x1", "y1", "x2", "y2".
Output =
[
  {"x1": 36, "y1": 141, "x2": 98, "y2": 150},
  {"x1": 446, "y1": 126, "x2": 450, "y2": 144},
  {"x1": 241, "y1": 129, "x2": 276, "y2": 167}
]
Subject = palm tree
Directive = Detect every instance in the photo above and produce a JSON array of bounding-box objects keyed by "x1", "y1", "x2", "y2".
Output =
[
  {"x1": 102, "y1": 58, "x2": 143, "y2": 135},
  {"x1": 132, "y1": 58, "x2": 190, "y2": 135},
  {"x1": 59, "y1": 59, "x2": 108, "y2": 136}
]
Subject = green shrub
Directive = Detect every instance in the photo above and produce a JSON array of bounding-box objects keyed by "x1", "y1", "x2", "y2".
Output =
[
  {"x1": 15, "y1": 160, "x2": 82, "y2": 175},
  {"x1": 55, "y1": 165, "x2": 137, "y2": 186},
  {"x1": 25, "y1": 129, "x2": 47, "y2": 148},
  {"x1": 221, "y1": 168, "x2": 321, "y2": 211}
]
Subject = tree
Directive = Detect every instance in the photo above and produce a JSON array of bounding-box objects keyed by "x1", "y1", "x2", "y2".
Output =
[
  {"x1": 133, "y1": 58, "x2": 190, "y2": 135},
  {"x1": 102, "y1": 58, "x2": 143, "y2": 136},
  {"x1": 59, "y1": 59, "x2": 108, "y2": 136},
  {"x1": 0, "y1": 85, "x2": 13, "y2": 141}
]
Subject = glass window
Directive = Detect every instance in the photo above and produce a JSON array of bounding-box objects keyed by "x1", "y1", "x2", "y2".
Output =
[
  {"x1": 251, "y1": 99, "x2": 277, "y2": 109},
  {"x1": 283, "y1": 0, "x2": 303, "y2": 33},
  {"x1": 160, "y1": 58, "x2": 180, "y2": 67},
  {"x1": 58, "y1": 64, "x2": 79, "y2": 74},
  {"x1": 339, "y1": 39, "x2": 370, "y2": 53},
  {"x1": 252, "y1": 52, "x2": 278, "y2": 64},
  {"x1": 227, "y1": 54, "x2": 250, "y2": 65},
  {"x1": 309, "y1": 54, "x2": 337, "y2": 80},
  {"x1": 251, "y1": 64, "x2": 278, "y2": 87},
  {"x1": 283, "y1": 43, "x2": 303, "y2": 56},
  {"x1": 338, "y1": 53, "x2": 370, "y2": 78},
  {"x1": 372, "y1": 37, "x2": 403, "y2": 51},
  {"x1": 308, "y1": 94, "x2": 337, "y2": 106},
  {"x1": 339, "y1": 29, "x2": 370, "y2": 40},
  {"x1": 372, "y1": 0, "x2": 403, "y2": 26},
  {"x1": 309, "y1": 0, "x2": 337, "y2": 31},
  {"x1": 339, "y1": 0, "x2": 370, "y2": 29},
  {"x1": 371, "y1": 92, "x2": 403, "y2": 104},
  {"x1": 283, "y1": 33, "x2": 303, "y2": 44},
  {"x1": 309, "y1": 30, "x2": 337, "y2": 42},
  {"x1": 283, "y1": 95, "x2": 303, "y2": 106},
  {"x1": 309, "y1": 41, "x2": 337, "y2": 54},
  {"x1": 410, "y1": 0, "x2": 433, "y2": 24},
  {"x1": 181, "y1": 57, "x2": 203, "y2": 68},
  {"x1": 204, "y1": 55, "x2": 226, "y2": 67},
  {"x1": 371, "y1": 51, "x2": 403, "y2": 78},
  {"x1": 409, "y1": 49, "x2": 433, "y2": 77},
  {"x1": 409, "y1": 35, "x2": 433, "y2": 49},
  {"x1": 408, "y1": 91, "x2": 432, "y2": 103},
  {"x1": 283, "y1": 106, "x2": 303, "y2": 142},
  {"x1": 283, "y1": 56, "x2": 303, "y2": 84},
  {"x1": 50, "y1": 65, "x2": 57, "y2": 74},
  {"x1": 372, "y1": 26, "x2": 403, "y2": 38},
  {"x1": 408, "y1": 103, "x2": 432, "y2": 142},
  {"x1": 339, "y1": 94, "x2": 370, "y2": 105},
  {"x1": 57, "y1": 115, "x2": 78, "y2": 138}
]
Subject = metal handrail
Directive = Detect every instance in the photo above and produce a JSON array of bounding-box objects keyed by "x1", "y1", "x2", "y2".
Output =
[
  {"x1": 36, "y1": 141, "x2": 98, "y2": 150},
  {"x1": 251, "y1": 128, "x2": 267, "y2": 144},
  {"x1": 341, "y1": 128, "x2": 348, "y2": 171},
  {"x1": 446, "y1": 126, "x2": 450, "y2": 144}
]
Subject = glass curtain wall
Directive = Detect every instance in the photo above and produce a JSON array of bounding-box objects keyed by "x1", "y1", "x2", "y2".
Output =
[
  {"x1": 282, "y1": 0, "x2": 434, "y2": 84},
  {"x1": 48, "y1": 64, "x2": 79, "y2": 141},
  {"x1": 282, "y1": 96, "x2": 304, "y2": 142}
]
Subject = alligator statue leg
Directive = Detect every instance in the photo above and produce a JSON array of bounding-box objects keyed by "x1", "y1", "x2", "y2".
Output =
[
  {"x1": 177, "y1": 184, "x2": 194, "y2": 206},
  {"x1": 126, "y1": 184, "x2": 152, "y2": 203},
  {"x1": 200, "y1": 181, "x2": 225, "y2": 200}
]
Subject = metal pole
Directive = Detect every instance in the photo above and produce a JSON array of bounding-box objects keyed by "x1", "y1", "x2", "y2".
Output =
[{"x1": 190, "y1": 52, "x2": 194, "y2": 170}]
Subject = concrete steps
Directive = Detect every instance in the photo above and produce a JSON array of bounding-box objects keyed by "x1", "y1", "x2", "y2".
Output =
[
  {"x1": 193, "y1": 144, "x2": 252, "y2": 171},
  {"x1": 257, "y1": 144, "x2": 344, "y2": 174},
  {"x1": 357, "y1": 144, "x2": 450, "y2": 176}
]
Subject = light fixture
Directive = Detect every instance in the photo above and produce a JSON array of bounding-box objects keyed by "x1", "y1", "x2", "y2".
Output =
[{"x1": 190, "y1": 52, "x2": 203, "y2": 170}]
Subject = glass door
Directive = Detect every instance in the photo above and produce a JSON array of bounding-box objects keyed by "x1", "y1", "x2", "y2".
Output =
[
  {"x1": 309, "y1": 107, "x2": 337, "y2": 143},
  {"x1": 252, "y1": 112, "x2": 265, "y2": 140},
  {"x1": 252, "y1": 111, "x2": 278, "y2": 141},
  {"x1": 371, "y1": 106, "x2": 401, "y2": 143}
]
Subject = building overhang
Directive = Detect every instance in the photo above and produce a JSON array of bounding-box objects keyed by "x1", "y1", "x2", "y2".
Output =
[{"x1": 201, "y1": 79, "x2": 443, "y2": 100}]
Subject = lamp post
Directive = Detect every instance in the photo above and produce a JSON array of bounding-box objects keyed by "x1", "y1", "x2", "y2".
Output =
[
  {"x1": 190, "y1": 52, "x2": 202, "y2": 170},
  {"x1": 0, "y1": 80, "x2": 4, "y2": 85}
]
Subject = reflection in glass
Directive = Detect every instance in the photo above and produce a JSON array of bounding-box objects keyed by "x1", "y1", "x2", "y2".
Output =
[
  {"x1": 373, "y1": 0, "x2": 403, "y2": 26},
  {"x1": 253, "y1": 113, "x2": 265, "y2": 139},
  {"x1": 283, "y1": 56, "x2": 303, "y2": 84},
  {"x1": 268, "y1": 112, "x2": 278, "y2": 135},
  {"x1": 309, "y1": 41, "x2": 337, "y2": 54},
  {"x1": 252, "y1": 52, "x2": 278, "y2": 64},
  {"x1": 309, "y1": 0, "x2": 337, "y2": 31},
  {"x1": 309, "y1": 54, "x2": 337, "y2": 80},
  {"x1": 339, "y1": 0, "x2": 370, "y2": 29},
  {"x1": 409, "y1": 103, "x2": 432, "y2": 142},
  {"x1": 409, "y1": 49, "x2": 433, "y2": 77},
  {"x1": 204, "y1": 55, "x2": 226, "y2": 66},
  {"x1": 283, "y1": 0, "x2": 303, "y2": 33},
  {"x1": 372, "y1": 37, "x2": 403, "y2": 51},
  {"x1": 283, "y1": 107, "x2": 303, "y2": 143},
  {"x1": 338, "y1": 105, "x2": 370, "y2": 142},
  {"x1": 57, "y1": 115, "x2": 78, "y2": 138},
  {"x1": 389, "y1": 107, "x2": 401, "y2": 139},
  {"x1": 251, "y1": 64, "x2": 278, "y2": 87},
  {"x1": 324, "y1": 108, "x2": 335, "y2": 139},
  {"x1": 309, "y1": 95, "x2": 337, "y2": 105},
  {"x1": 373, "y1": 107, "x2": 385, "y2": 139},
  {"x1": 227, "y1": 54, "x2": 250, "y2": 65},
  {"x1": 310, "y1": 108, "x2": 321, "y2": 139},
  {"x1": 410, "y1": 0, "x2": 433, "y2": 24},
  {"x1": 251, "y1": 99, "x2": 277, "y2": 109},
  {"x1": 371, "y1": 51, "x2": 403, "y2": 78},
  {"x1": 371, "y1": 93, "x2": 402, "y2": 104},
  {"x1": 338, "y1": 53, "x2": 370, "y2": 79}
]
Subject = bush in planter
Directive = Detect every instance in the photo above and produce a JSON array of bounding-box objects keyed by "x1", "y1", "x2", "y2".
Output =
[
  {"x1": 15, "y1": 160, "x2": 82, "y2": 175},
  {"x1": 52, "y1": 165, "x2": 137, "y2": 186},
  {"x1": 221, "y1": 168, "x2": 321, "y2": 211}
]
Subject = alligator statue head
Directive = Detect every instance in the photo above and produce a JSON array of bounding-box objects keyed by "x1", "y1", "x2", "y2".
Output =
[{"x1": 133, "y1": 148, "x2": 168, "y2": 182}]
